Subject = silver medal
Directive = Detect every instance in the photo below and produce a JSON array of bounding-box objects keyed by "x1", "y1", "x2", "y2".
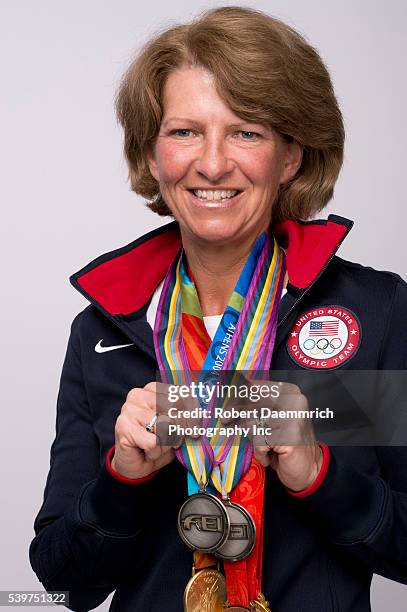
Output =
[
  {"x1": 214, "y1": 501, "x2": 256, "y2": 562},
  {"x1": 177, "y1": 492, "x2": 230, "y2": 553}
]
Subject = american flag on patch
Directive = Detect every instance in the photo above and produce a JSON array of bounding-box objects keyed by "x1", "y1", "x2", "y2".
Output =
[{"x1": 309, "y1": 319, "x2": 339, "y2": 336}]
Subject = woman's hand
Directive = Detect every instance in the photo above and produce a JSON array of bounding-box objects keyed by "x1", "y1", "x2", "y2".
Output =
[
  {"x1": 250, "y1": 381, "x2": 323, "y2": 491},
  {"x1": 257, "y1": 443, "x2": 323, "y2": 492},
  {"x1": 111, "y1": 382, "x2": 176, "y2": 480}
]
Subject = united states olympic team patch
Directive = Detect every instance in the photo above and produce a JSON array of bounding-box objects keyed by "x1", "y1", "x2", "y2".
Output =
[{"x1": 286, "y1": 306, "x2": 361, "y2": 369}]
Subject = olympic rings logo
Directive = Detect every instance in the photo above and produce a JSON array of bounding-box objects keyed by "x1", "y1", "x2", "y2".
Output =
[{"x1": 302, "y1": 337, "x2": 342, "y2": 354}]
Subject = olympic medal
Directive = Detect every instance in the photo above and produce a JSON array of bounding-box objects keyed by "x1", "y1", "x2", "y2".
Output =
[
  {"x1": 178, "y1": 493, "x2": 230, "y2": 553},
  {"x1": 250, "y1": 593, "x2": 271, "y2": 611},
  {"x1": 214, "y1": 502, "x2": 256, "y2": 562},
  {"x1": 183, "y1": 568, "x2": 226, "y2": 612}
]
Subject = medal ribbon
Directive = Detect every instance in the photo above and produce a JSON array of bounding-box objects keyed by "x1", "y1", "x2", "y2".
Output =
[
  {"x1": 209, "y1": 236, "x2": 284, "y2": 498},
  {"x1": 153, "y1": 230, "x2": 285, "y2": 608}
]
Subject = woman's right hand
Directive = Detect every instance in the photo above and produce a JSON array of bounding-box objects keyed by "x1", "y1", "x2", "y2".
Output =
[{"x1": 111, "y1": 382, "x2": 176, "y2": 479}]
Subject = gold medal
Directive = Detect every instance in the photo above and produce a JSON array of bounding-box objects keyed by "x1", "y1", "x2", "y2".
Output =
[
  {"x1": 250, "y1": 593, "x2": 271, "y2": 611},
  {"x1": 183, "y1": 567, "x2": 227, "y2": 612}
]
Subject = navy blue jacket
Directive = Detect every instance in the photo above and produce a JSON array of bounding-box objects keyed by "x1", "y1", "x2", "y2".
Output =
[{"x1": 29, "y1": 215, "x2": 407, "y2": 611}]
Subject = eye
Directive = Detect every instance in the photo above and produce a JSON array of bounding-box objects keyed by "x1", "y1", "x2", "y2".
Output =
[
  {"x1": 238, "y1": 130, "x2": 261, "y2": 140},
  {"x1": 170, "y1": 129, "x2": 194, "y2": 137}
]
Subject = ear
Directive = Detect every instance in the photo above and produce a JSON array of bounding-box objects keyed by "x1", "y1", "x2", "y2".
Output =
[
  {"x1": 146, "y1": 143, "x2": 159, "y2": 181},
  {"x1": 280, "y1": 139, "x2": 303, "y2": 184}
]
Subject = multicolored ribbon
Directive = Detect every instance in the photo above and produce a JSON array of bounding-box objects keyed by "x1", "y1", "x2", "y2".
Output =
[{"x1": 153, "y1": 229, "x2": 285, "y2": 608}]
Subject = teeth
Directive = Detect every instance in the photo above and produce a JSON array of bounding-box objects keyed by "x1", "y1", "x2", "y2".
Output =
[{"x1": 193, "y1": 189, "x2": 238, "y2": 200}]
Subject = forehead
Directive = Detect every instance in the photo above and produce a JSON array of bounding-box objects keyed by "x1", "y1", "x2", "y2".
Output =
[{"x1": 162, "y1": 66, "x2": 241, "y2": 123}]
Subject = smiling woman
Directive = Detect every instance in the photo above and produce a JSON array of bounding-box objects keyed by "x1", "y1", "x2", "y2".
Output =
[
  {"x1": 146, "y1": 66, "x2": 302, "y2": 248},
  {"x1": 29, "y1": 6, "x2": 407, "y2": 612},
  {"x1": 116, "y1": 7, "x2": 343, "y2": 226}
]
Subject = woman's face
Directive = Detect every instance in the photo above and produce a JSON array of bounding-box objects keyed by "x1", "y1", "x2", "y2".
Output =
[{"x1": 148, "y1": 66, "x2": 302, "y2": 245}]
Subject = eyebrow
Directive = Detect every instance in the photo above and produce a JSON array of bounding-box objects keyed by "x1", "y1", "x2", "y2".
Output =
[
  {"x1": 161, "y1": 117, "x2": 203, "y2": 129},
  {"x1": 161, "y1": 117, "x2": 265, "y2": 129}
]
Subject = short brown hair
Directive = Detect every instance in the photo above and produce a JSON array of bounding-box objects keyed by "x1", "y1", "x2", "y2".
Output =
[{"x1": 115, "y1": 6, "x2": 344, "y2": 223}]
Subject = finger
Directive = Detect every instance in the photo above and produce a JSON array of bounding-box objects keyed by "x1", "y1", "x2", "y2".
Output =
[
  {"x1": 144, "y1": 381, "x2": 158, "y2": 393},
  {"x1": 145, "y1": 381, "x2": 177, "y2": 398},
  {"x1": 129, "y1": 394, "x2": 180, "y2": 434},
  {"x1": 127, "y1": 410, "x2": 173, "y2": 459},
  {"x1": 121, "y1": 404, "x2": 158, "y2": 430},
  {"x1": 239, "y1": 379, "x2": 282, "y2": 412},
  {"x1": 127, "y1": 385, "x2": 175, "y2": 418},
  {"x1": 264, "y1": 381, "x2": 301, "y2": 395},
  {"x1": 116, "y1": 410, "x2": 161, "y2": 454},
  {"x1": 153, "y1": 447, "x2": 176, "y2": 470},
  {"x1": 126, "y1": 387, "x2": 159, "y2": 413},
  {"x1": 253, "y1": 445, "x2": 272, "y2": 467},
  {"x1": 155, "y1": 414, "x2": 184, "y2": 448},
  {"x1": 145, "y1": 445, "x2": 164, "y2": 462},
  {"x1": 146, "y1": 382, "x2": 191, "y2": 419},
  {"x1": 145, "y1": 433, "x2": 173, "y2": 460}
]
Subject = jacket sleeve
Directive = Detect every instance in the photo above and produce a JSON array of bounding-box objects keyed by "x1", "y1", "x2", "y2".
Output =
[
  {"x1": 287, "y1": 279, "x2": 407, "y2": 584},
  {"x1": 29, "y1": 310, "x2": 163, "y2": 611}
]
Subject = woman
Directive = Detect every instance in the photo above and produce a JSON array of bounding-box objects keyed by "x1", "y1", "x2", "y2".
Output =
[{"x1": 29, "y1": 6, "x2": 407, "y2": 612}]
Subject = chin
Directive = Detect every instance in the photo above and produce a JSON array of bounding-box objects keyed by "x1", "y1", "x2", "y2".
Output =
[{"x1": 182, "y1": 217, "x2": 243, "y2": 244}]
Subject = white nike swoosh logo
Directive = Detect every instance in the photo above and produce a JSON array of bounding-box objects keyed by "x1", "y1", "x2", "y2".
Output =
[{"x1": 95, "y1": 339, "x2": 134, "y2": 353}]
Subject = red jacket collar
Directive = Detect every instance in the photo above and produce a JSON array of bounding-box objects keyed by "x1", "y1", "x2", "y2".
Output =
[{"x1": 70, "y1": 214, "x2": 353, "y2": 316}]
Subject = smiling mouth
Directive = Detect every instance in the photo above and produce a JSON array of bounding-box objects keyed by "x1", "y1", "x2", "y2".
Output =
[{"x1": 187, "y1": 188, "x2": 242, "y2": 202}]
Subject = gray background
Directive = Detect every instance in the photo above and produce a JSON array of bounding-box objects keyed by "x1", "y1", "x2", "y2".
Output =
[{"x1": 1, "y1": 1, "x2": 406, "y2": 610}]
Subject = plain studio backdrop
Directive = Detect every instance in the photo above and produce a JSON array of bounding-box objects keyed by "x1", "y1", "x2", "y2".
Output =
[{"x1": 1, "y1": 1, "x2": 406, "y2": 610}]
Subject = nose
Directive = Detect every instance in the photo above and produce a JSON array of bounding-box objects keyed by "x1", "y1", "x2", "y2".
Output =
[{"x1": 194, "y1": 132, "x2": 234, "y2": 183}]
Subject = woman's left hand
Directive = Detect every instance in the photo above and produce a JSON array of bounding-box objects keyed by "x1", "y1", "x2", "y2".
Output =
[
  {"x1": 250, "y1": 381, "x2": 323, "y2": 491},
  {"x1": 256, "y1": 442, "x2": 323, "y2": 492}
]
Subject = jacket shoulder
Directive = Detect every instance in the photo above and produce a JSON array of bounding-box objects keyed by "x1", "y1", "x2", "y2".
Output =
[
  {"x1": 328, "y1": 257, "x2": 407, "y2": 367},
  {"x1": 70, "y1": 303, "x2": 101, "y2": 329},
  {"x1": 332, "y1": 256, "x2": 407, "y2": 290},
  {"x1": 68, "y1": 304, "x2": 109, "y2": 345}
]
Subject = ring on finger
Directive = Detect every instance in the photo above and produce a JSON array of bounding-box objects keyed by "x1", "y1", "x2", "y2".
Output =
[
  {"x1": 264, "y1": 432, "x2": 273, "y2": 449},
  {"x1": 145, "y1": 414, "x2": 158, "y2": 434},
  {"x1": 256, "y1": 419, "x2": 272, "y2": 449}
]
